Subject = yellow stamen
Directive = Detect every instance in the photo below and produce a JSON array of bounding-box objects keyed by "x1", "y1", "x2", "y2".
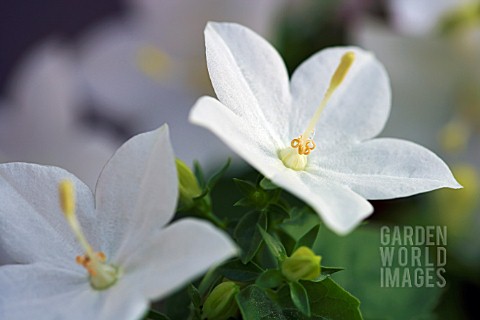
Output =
[
  {"x1": 291, "y1": 135, "x2": 316, "y2": 155},
  {"x1": 59, "y1": 180, "x2": 118, "y2": 290},
  {"x1": 282, "y1": 52, "x2": 355, "y2": 170}
]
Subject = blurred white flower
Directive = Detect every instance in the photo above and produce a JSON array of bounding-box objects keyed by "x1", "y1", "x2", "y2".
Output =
[
  {"x1": 78, "y1": 0, "x2": 286, "y2": 167},
  {"x1": 387, "y1": 0, "x2": 475, "y2": 36},
  {"x1": 190, "y1": 22, "x2": 460, "y2": 234},
  {"x1": 352, "y1": 2, "x2": 480, "y2": 152},
  {"x1": 0, "y1": 40, "x2": 119, "y2": 189},
  {"x1": 0, "y1": 125, "x2": 237, "y2": 320}
]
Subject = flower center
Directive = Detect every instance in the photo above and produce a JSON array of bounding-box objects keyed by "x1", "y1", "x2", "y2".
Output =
[
  {"x1": 280, "y1": 51, "x2": 356, "y2": 171},
  {"x1": 136, "y1": 45, "x2": 172, "y2": 82},
  {"x1": 59, "y1": 180, "x2": 119, "y2": 290}
]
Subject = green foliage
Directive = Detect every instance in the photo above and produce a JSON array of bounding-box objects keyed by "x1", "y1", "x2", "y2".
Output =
[
  {"x1": 279, "y1": 207, "x2": 321, "y2": 242},
  {"x1": 314, "y1": 226, "x2": 443, "y2": 320},
  {"x1": 259, "y1": 177, "x2": 278, "y2": 190},
  {"x1": 303, "y1": 279, "x2": 362, "y2": 320},
  {"x1": 217, "y1": 259, "x2": 263, "y2": 282},
  {"x1": 258, "y1": 225, "x2": 287, "y2": 262},
  {"x1": 143, "y1": 309, "x2": 171, "y2": 320},
  {"x1": 256, "y1": 269, "x2": 284, "y2": 289},
  {"x1": 158, "y1": 168, "x2": 365, "y2": 319},
  {"x1": 311, "y1": 266, "x2": 344, "y2": 283},
  {"x1": 234, "y1": 212, "x2": 267, "y2": 263},
  {"x1": 236, "y1": 285, "x2": 286, "y2": 320},
  {"x1": 288, "y1": 281, "x2": 310, "y2": 317}
]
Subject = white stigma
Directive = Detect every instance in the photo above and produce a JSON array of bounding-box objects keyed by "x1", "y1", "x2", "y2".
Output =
[
  {"x1": 59, "y1": 180, "x2": 119, "y2": 290},
  {"x1": 280, "y1": 51, "x2": 356, "y2": 171}
]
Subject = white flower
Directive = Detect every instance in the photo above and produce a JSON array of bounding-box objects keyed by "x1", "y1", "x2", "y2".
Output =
[
  {"x1": 0, "y1": 124, "x2": 237, "y2": 319},
  {"x1": 78, "y1": 0, "x2": 286, "y2": 167},
  {"x1": 0, "y1": 40, "x2": 118, "y2": 189},
  {"x1": 387, "y1": 0, "x2": 475, "y2": 36},
  {"x1": 190, "y1": 22, "x2": 461, "y2": 234}
]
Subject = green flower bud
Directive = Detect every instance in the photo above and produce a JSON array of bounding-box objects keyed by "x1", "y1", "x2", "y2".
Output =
[
  {"x1": 202, "y1": 281, "x2": 239, "y2": 320},
  {"x1": 175, "y1": 159, "x2": 202, "y2": 209},
  {"x1": 281, "y1": 246, "x2": 321, "y2": 282}
]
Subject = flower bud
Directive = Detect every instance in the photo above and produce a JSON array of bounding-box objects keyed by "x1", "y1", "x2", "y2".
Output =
[
  {"x1": 281, "y1": 246, "x2": 321, "y2": 282},
  {"x1": 175, "y1": 159, "x2": 202, "y2": 209},
  {"x1": 202, "y1": 281, "x2": 239, "y2": 320}
]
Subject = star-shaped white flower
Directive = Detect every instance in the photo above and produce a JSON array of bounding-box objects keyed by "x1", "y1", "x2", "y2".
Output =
[
  {"x1": 0, "y1": 124, "x2": 237, "y2": 319},
  {"x1": 190, "y1": 22, "x2": 461, "y2": 234}
]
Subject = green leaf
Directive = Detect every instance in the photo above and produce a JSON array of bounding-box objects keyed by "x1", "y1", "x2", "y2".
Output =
[
  {"x1": 294, "y1": 225, "x2": 320, "y2": 251},
  {"x1": 206, "y1": 158, "x2": 231, "y2": 190},
  {"x1": 236, "y1": 285, "x2": 287, "y2": 320},
  {"x1": 217, "y1": 259, "x2": 263, "y2": 282},
  {"x1": 260, "y1": 177, "x2": 278, "y2": 190},
  {"x1": 233, "y1": 178, "x2": 257, "y2": 196},
  {"x1": 192, "y1": 159, "x2": 231, "y2": 202},
  {"x1": 281, "y1": 309, "x2": 325, "y2": 320},
  {"x1": 198, "y1": 267, "x2": 221, "y2": 296},
  {"x1": 143, "y1": 309, "x2": 171, "y2": 320},
  {"x1": 193, "y1": 160, "x2": 206, "y2": 188},
  {"x1": 279, "y1": 207, "x2": 320, "y2": 241},
  {"x1": 258, "y1": 225, "x2": 287, "y2": 261},
  {"x1": 187, "y1": 284, "x2": 201, "y2": 308},
  {"x1": 233, "y1": 197, "x2": 255, "y2": 208},
  {"x1": 234, "y1": 212, "x2": 267, "y2": 263},
  {"x1": 289, "y1": 281, "x2": 311, "y2": 317},
  {"x1": 275, "y1": 278, "x2": 362, "y2": 319},
  {"x1": 233, "y1": 178, "x2": 270, "y2": 209},
  {"x1": 266, "y1": 204, "x2": 290, "y2": 225},
  {"x1": 256, "y1": 269, "x2": 285, "y2": 289},
  {"x1": 311, "y1": 266, "x2": 344, "y2": 283},
  {"x1": 304, "y1": 278, "x2": 362, "y2": 319}
]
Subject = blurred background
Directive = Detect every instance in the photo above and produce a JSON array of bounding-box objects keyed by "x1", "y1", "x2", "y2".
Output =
[{"x1": 0, "y1": 0, "x2": 478, "y2": 319}]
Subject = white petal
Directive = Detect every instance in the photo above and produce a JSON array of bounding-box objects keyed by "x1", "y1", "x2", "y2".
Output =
[
  {"x1": 79, "y1": 19, "x2": 179, "y2": 119},
  {"x1": 0, "y1": 262, "x2": 88, "y2": 319},
  {"x1": 352, "y1": 17, "x2": 462, "y2": 151},
  {"x1": 0, "y1": 163, "x2": 97, "y2": 266},
  {"x1": 289, "y1": 47, "x2": 391, "y2": 152},
  {"x1": 312, "y1": 138, "x2": 462, "y2": 200},
  {"x1": 271, "y1": 170, "x2": 373, "y2": 234},
  {"x1": 95, "y1": 124, "x2": 177, "y2": 259},
  {"x1": 205, "y1": 22, "x2": 290, "y2": 145},
  {"x1": 7, "y1": 40, "x2": 81, "y2": 132},
  {"x1": 61, "y1": 282, "x2": 148, "y2": 320},
  {"x1": 0, "y1": 263, "x2": 148, "y2": 320},
  {"x1": 190, "y1": 96, "x2": 283, "y2": 178},
  {"x1": 119, "y1": 218, "x2": 237, "y2": 300},
  {"x1": 0, "y1": 41, "x2": 118, "y2": 191}
]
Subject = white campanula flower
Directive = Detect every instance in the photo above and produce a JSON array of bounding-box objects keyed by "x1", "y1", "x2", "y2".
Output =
[
  {"x1": 78, "y1": 0, "x2": 286, "y2": 167},
  {"x1": 0, "y1": 40, "x2": 118, "y2": 189},
  {"x1": 190, "y1": 22, "x2": 461, "y2": 234},
  {"x1": 0, "y1": 124, "x2": 237, "y2": 319}
]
